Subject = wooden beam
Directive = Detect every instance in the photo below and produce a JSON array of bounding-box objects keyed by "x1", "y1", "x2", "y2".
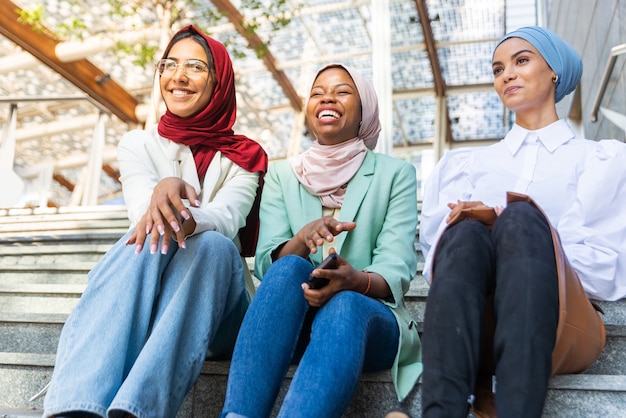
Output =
[
  {"x1": 414, "y1": 0, "x2": 446, "y2": 97},
  {"x1": 52, "y1": 173, "x2": 75, "y2": 192},
  {"x1": 414, "y1": 0, "x2": 452, "y2": 143},
  {"x1": 103, "y1": 164, "x2": 121, "y2": 183},
  {"x1": 0, "y1": 0, "x2": 139, "y2": 124},
  {"x1": 210, "y1": 0, "x2": 303, "y2": 112}
]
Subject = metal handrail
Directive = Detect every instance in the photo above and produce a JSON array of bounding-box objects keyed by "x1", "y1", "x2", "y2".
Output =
[{"x1": 590, "y1": 43, "x2": 626, "y2": 122}]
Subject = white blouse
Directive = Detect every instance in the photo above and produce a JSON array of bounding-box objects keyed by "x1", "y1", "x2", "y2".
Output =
[{"x1": 420, "y1": 119, "x2": 626, "y2": 301}]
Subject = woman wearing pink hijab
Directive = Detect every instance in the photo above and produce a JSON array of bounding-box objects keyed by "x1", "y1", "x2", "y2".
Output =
[{"x1": 220, "y1": 64, "x2": 422, "y2": 418}]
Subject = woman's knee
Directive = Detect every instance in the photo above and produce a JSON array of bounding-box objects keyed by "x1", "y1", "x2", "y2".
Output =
[
  {"x1": 193, "y1": 231, "x2": 238, "y2": 256},
  {"x1": 493, "y1": 201, "x2": 547, "y2": 234},
  {"x1": 492, "y1": 202, "x2": 553, "y2": 252},
  {"x1": 433, "y1": 221, "x2": 494, "y2": 280},
  {"x1": 315, "y1": 291, "x2": 368, "y2": 327},
  {"x1": 261, "y1": 254, "x2": 313, "y2": 288},
  {"x1": 439, "y1": 220, "x2": 492, "y2": 251}
]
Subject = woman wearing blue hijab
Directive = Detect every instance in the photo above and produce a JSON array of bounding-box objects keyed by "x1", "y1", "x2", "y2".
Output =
[{"x1": 419, "y1": 26, "x2": 626, "y2": 417}]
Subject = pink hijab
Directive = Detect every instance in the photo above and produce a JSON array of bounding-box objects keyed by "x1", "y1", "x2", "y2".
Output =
[{"x1": 290, "y1": 64, "x2": 381, "y2": 207}]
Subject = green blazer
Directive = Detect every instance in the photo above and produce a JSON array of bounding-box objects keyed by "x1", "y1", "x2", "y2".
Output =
[{"x1": 255, "y1": 150, "x2": 422, "y2": 401}]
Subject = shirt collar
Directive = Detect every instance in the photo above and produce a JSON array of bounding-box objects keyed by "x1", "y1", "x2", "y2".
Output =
[{"x1": 503, "y1": 120, "x2": 577, "y2": 155}]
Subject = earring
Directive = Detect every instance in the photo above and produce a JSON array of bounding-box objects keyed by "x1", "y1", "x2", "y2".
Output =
[{"x1": 552, "y1": 75, "x2": 558, "y2": 83}]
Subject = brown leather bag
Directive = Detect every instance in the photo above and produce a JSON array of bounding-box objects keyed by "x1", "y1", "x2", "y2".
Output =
[{"x1": 506, "y1": 192, "x2": 606, "y2": 374}]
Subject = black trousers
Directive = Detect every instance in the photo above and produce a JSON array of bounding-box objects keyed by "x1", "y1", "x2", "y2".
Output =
[{"x1": 421, "y1": 201, "x2": 559, "y2": 418}]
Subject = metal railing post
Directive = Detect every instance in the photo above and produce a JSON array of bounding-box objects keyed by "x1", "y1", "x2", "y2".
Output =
[{"x1": 590, "y1": 44, "x2": 626, "y2": 123}]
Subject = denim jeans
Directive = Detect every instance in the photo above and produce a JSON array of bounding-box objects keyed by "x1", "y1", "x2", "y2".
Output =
[
  {"x1": 220, "y1": 254, "x2": 399, "y2": 418},
  {"x1": 421, "y1": 201, "x2": 559, "y2": 418},
  {"x1": 43, "y1": 229, "x2": 249, "y2": 418}
]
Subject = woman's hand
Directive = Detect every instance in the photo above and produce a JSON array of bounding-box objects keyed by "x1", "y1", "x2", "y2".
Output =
[
  {"x1": 301, "y1": 248, "x2": 392, "y2": 307},
  {"x1": 274, "y1": 215, "x2": 357, "y2": 260},
  {"x1": 301, "y1": 249, "x2": 365, "y2": 307},
  {"x1": 447, "y1": 200, "x2": 503, "y2": 230},
  {"x1": 125, "y1": 177, "x2": 201, "y2": 254},
  {"x1": 297, "y1": 215, "x2": 357, "y2": 254},
  {"x1": 447, "y1": 200, "x2": 486, "y2": 223}
]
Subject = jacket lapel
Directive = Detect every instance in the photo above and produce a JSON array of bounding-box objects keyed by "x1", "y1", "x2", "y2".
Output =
[{"x1": 334, "y1": 151, "x2": 375, "y2": 250}]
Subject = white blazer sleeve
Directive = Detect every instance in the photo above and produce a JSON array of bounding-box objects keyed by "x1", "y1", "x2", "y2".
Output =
[{"x1": 189, "y1": 158, "x2": 259, "y2": 240}]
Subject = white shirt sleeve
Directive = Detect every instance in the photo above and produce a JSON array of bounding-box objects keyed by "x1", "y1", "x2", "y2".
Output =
[
  {"x1": 419, "y1": 148, "x2": 474, "y2": 282},
  {"x1": 557, "y1": 139, "x2": 626, "y2": 301}
]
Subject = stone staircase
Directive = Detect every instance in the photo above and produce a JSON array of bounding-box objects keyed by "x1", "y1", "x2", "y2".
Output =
[{"x1": 1, "y1": 206, "x2": 625, "y2": 417}]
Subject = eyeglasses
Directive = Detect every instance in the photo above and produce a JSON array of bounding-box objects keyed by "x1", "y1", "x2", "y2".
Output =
[{"x1": 156, "y1": 59, "x2": 209, "y2": 78}]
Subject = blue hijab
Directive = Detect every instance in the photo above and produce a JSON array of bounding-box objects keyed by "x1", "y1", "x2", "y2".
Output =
[{"x1": 494, "y1": 26, "x2": 582, "y2": 103}]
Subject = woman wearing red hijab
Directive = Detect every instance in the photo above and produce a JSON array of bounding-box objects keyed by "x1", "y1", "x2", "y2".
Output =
[{"x1": 43, "y1": 25, "x2": 267, "y2": 418}]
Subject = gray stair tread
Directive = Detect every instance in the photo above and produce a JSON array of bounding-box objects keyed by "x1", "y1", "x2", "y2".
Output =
[
  {"x1": 0, "y1": 352, "x2": 56, "y2": 367},
  {"x1": 0, "y1": 221, "x2": 129, "y2": 235},
  {"x1": 0, "y1": 263, "x2": 96, "y2": 272},
  {"x1": 0, "y1": 312, "x2": 68, "y2": 324},
  {"x1": 0, "y1": 409, "x2": 41, "y2": 418},
  {"x1": 0, "y1": 232, "x2": 128, "y2": 243},
  {"x1": 1, "y1": 308, "x2": 625, "y2": 331},
  {"x1": 0, "y1": 243, "x2": 113, "y2": 255},
  {"x1": 550, "y1": 374, "x2": 626, "y2": 391},
  {"x1": 0, "y1": 296, "x2": 78, "y2": 314},
  {"x1": 0, "y1": 283, "x2": 86, "y2": 295},
  {"x1": 2, "y1": 351, "x2": 626, "y2": 393},
  {"x1": 0, "y1": 205, "x2": 128, "y2": 219},
  {"x1": 0, "y1": 207, "x2": 129, "y2": 240}
]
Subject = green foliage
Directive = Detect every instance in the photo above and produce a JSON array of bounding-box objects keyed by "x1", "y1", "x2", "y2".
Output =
[
  {"x1": 56, "y1": 19, "x2": 89, "y2": 40},
  {"x1": 116, "y1": 42, "x2": 160, "y2": 67},
  {"x1": 16, "y1": 4, "x2": 47, "y2": 35}
]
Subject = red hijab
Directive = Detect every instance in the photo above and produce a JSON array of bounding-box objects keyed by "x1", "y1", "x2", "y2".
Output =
[{"x1": 157, "y1": 25, "x2": 268, "y2": 256}]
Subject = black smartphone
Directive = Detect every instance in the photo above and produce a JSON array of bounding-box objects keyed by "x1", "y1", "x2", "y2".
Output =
[{"x1": 308, "y1": 253, "x2": 338, "y2": 289}]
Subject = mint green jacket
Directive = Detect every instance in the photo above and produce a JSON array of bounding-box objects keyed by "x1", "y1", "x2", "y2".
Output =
[{"x1": 254, "y1": 150, "x2": 422, "y2": 401}]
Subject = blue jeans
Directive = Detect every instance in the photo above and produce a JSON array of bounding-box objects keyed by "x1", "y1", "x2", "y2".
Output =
[
  {"x1": 221, "y1": 254, "x2": 399, "y2": 418},
  {"x1": 43, "y1": 229, "x2": 249, "y2": 418}
]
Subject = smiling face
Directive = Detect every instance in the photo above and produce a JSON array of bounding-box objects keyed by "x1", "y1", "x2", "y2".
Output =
[
  {"x1": 159, "y1": 37, "x2": 216, "y2": 119},
  {"x1": 492, "y1": 37, "x2": 558, "y2": 122},
  {"x1": 306, "y1": 67, "x2": 362, "y2": 146}
]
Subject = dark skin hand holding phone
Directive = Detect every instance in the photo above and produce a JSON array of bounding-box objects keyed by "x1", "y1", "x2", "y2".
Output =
[{"x1": 308, "y1": 253, "x2": 338, "y2": 289}]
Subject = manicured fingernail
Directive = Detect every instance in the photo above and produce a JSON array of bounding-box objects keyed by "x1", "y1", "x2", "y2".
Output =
[
  {"x1": 150, "y1": 244, "x2": 157, "y2": 254},
  {"x1": 146, "y1": 225, "x2": 150, "y2": 234},
  {"x1": 135, "y1": 244, "x2": 142, "y2": 254},
  {"x1": 181, "y1": 210, "x2": 190, "y2": 220},
  {"x1": 180, "y1": 240, "x2": 186, "y2": 249},
  {"x1": 161, "y1": 245, "x2": 169, "y2": 255},
  {"x1": 194, "y1": 200, "x2": 201, "y2": 206},
  {"x1": 157, "y1": 225, "x2": 165, "y2": 236},
  {"x1": 170, "y1": 221, "x2": 180, "y2": 232}
]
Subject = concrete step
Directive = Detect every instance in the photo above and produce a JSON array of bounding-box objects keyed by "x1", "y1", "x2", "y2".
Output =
[
  {"x1": 0, "y1": 295, "x2": 80, "y2": 315},
  {"x1": 1, "y1": 352, "x2": 625, "y2": 417},
  {"x1": 0, "y1": 206, "x2": 129, "y2": 244},
  {"x1": 0, "y1": 313, "x2": 66, "y2": 354},
  {"x1": 0, "y1": 205, "x2": 129, "y2": 226},
  {"x1": 0, "y1": 243, "x2": 113, "y2": 262},
  {"x1": 2, "y1": 311, "x2": 625, "y2": 375}
]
